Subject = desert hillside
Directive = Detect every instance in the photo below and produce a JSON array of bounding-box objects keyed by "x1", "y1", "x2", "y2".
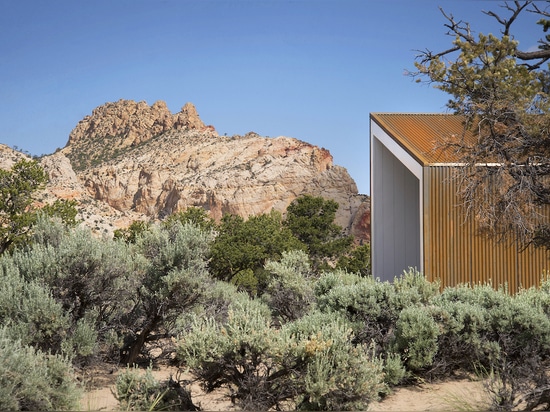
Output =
[{"x1": 2, "y1": 99, "x2": 370, "y2": 239}]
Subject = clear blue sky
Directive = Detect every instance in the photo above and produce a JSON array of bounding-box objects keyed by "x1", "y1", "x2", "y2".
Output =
[{"x1": 0, "y1": 0, "x2": 542, "y2": 194}]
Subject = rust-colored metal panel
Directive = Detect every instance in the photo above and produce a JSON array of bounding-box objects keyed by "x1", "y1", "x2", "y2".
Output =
[
  {"x1": 371, "y1": 113, "x2": 476, "y2": 166},
  {"x1": 423, "y1": 166, "x2": 549, "y2": 292}
]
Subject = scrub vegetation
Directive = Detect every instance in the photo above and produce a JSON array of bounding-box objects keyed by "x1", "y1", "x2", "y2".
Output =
[
  {"x1": 2, "y1": 161, "x2": 550, "y2": 411},
  {"x1": 4, "y1": 1, "x2": 550, "y2": 409}
]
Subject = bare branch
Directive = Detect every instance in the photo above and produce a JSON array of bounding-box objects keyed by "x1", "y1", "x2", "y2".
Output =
[{"x1": 483, "y1": 1, "x2": 531, "y2": 36}]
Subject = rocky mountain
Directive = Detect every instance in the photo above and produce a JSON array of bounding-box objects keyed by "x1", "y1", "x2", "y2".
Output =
[{"x1": 3, "y1": 99, "x2": 370, "y2": 242}]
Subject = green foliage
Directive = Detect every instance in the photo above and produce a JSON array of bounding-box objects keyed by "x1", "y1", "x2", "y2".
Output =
[
  {"x1": 432, "y1": 283, "x2": 550, "y2": 409},
  {"x1": 414, "y1": 4, "x2": 550, "y2": 246},
  {"x1": 336, "y1": 243, "x2": 371, "y2": 276},
  {"x1": 209, "y1": 210, "x2": 305, "y2": 292},
  {"x1": 392, "y1": 306, "x2": 440, "y2": 371},
  {"x1": 0, "y1": 328, "x2": 81, "y2": 411},
  {"x1": 0, "y1": 159, "x2": 47, "y2": 253},
  {"x1": 0, "y1": 259, "x2": 72, "y2": 355},
  {"x1": 284, "y1": 195, "x2": 353, "y2": 270},
  {"x1": 115, "y1": 365, "x2": 197, "y2": 411},
  {"x1": 121, "y1": 221, "x2": 213, "y2": 364},
  {"x1": 315, "y1": 269, "x2": 439, "y2": 383},
  {"x1": 286, "y1": 312, "x2": 386, "y2": 411},
  {"x1": 262, "y1": 249, "x2": 315, "y2": 323},
  {"x1": 113, "y1": 219, "x2": 151, "y2": 243},
  {"x1": 41, "y1": 199, "x2": 79, "y2": 227},
  {"x1": 315, "y1": 270, "x2": 400, "y2": 351},
  {"x1": 162, "y1": 206, "x2": 216, "y2": 232},
  {"x1": 177, "y1": 299, "x2": 385, "y2": 411},
  {"x1": 7, "y1": 224, "x2": 144, "y2": 361}
]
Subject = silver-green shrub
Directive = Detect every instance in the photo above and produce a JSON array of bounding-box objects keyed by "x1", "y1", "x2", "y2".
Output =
[
  {"x1": 262, "y1": 249, "x2": 315, "y2": 322},
  {"x1": 177, "y1": 297, "x2": 385, "y2": 411},
  {"x1": 121, "y1": 221, "x2": 213, "y2": 364},
  {"x1": 6, "y1": 224, "x2": 143, "y2": 361},
  {"x1": 284, "y1": 311, "x2": 386, "y2": 410},
  {"x1": 115, "y1": 365, "x2": 197, "y2": 411},
  {"x1": 0, "y1": 328, "x2": 81, "y2": 411},
  {"x1": 392, "y1": 306, "x2": 440, "y2": 371},
  {"x1": 432, "y1": 283, "x2": 550, "y2": 410},
  {"x1": 0, "y1": 259, "x2": 72, "y2": 354}
]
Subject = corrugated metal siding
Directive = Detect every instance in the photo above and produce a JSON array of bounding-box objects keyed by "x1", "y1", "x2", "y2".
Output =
[
  {"x1": 370, "y1": 113, "x2": 475, "y2": 165},
  {"x1": 423, "y1": 166, "x2": 549, "y2": 292}
]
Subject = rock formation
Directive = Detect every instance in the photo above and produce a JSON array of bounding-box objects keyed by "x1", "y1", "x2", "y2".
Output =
[{"x1": 4, "y1": 100, "x2": 370, "y2": 243}]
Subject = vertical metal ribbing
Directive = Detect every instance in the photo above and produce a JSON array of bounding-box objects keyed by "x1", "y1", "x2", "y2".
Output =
[{"x1": 424, "y1": 165, "x2": 549, "y2": 293}]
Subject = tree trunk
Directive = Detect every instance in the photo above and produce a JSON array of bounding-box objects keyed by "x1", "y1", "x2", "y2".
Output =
[{"x1": 122, "y1": 312, "x2": 160, "y2": 365}]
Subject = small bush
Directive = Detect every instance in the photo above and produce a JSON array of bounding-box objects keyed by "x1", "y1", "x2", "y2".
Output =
[
  {"x1": 315, "y1": 270, "x2": 399, "y2": 351},
  {"x1": 0, "y1": 260, "x2": 71, "y2": 354},
  {"x1": 262, "y1": 250, "x2": 315, "y2": 322},
  {"x1": 178, "y1": 298, "x2": 385, "y2": 411},
  {"x1": 0, "y1": 328, "x2": 81, "y2": 411},
  {"x1": 115, "y1": 365, "x2": 198, "y2": 411},
  {"x1": 431, "y1": 283, "x2": 550, "y2": 410},
  {"x1": 392, "y1": 306, "x2": 440, "y2": 371}
]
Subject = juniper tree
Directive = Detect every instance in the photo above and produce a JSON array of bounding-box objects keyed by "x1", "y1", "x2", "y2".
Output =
[{"x1": 414, "y1": 1, "x2": 550, "y2": 247}]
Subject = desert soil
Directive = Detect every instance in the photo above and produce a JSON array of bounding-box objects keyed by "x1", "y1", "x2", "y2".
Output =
[{"x1": 80, "y1": 364, "x2": 489, "y2": 411}]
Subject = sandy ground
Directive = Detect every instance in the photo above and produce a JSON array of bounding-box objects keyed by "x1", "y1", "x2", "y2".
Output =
[
  {"x1": 80, "y1": 364, "x2": 234, "y2": 411},
  {"x1": 371, "y1": 378, "x2": 489, "y2": 411},
  {"x1": 80, "y1": 364, "x2": 490, "y2": 411}
]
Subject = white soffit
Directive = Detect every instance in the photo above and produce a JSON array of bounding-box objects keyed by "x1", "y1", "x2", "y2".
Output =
[{"x1": 371, "y1": 121, "x2": 423, "y2": 180}]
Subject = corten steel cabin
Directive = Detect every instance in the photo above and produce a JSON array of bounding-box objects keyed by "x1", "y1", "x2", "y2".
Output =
[{"x1": 370, "y1": 113, "x2": 549, "y2": 292}]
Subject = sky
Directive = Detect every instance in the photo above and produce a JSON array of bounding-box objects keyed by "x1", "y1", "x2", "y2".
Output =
[{"x1": 0, "y1": 0, "x2": 544, "y2": 194}]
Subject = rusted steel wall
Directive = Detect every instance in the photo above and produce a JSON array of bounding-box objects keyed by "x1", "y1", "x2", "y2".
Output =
[{"x1": 423, "y1": 166, "x2": 549, "y2": 292}]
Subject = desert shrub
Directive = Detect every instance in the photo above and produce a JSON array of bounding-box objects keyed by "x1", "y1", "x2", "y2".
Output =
[
  {"x1": 177, "y1": 297, "x2": 284, "y2": 410},
  {"x1": 336, "y1": 243, "x2": 371, "y2": 276},
  {"x1": 0, "y1": 259, "x2": 75, "y2": 355},
  {"x1": 315, "y1": 270, "x2": 399, "y2": 352},
  {"x1": 392, "y1": 306, "x2": 440, "y2": 372},
  {"x1": 393, "y1": 268, "x2": 440, "y2": 306},
  {"x1": 40, "y1": 199, "x2": 79, "y2": 228},
  {"x1": 162, "y1": 206, "x2": 216, "y2": 232},
  {"x1": 209, "y1": 210, "x2": 305, "y2": 293},
  {"x1": 262, "y1": 249, "x2": 315, "y2": 323},
  {"x1": 115, "y1": 365, "x2": 197, "y2": 411},
  {"x1": 177, "y1": 298, "x2": 385, "y2": 411},
  {"x1": 315, "y1": 269, "x2": 439, "y2": 353},
  {"x1": 284, "y1": 311, "x2": 386, "y2": 410},
  {"x1": 113, "y1": 219, "x2": 151, "y2": 243},
  {"x1": 121, "y1": 221, "x2": 213, "y2": 364},
  {"x1": 7, "y1": 225, "x2": 143, "y2": 361},
  {"x1": 284, "y1": 195, "x2": 353, "y2": 271},
  {"x1": 0, "y1": 328, "x2": 81, "y2": 411},
  {"x1": 382, "y1": 352, "x2": 408, "y2": 386},
  {"x1": 431, "y1": 283, "x2": 550, "y2": 410}
]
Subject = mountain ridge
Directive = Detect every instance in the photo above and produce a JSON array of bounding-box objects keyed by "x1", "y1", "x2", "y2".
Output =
[{"x1": 2, "y1": 99, "x2": 370, "y2": 242}]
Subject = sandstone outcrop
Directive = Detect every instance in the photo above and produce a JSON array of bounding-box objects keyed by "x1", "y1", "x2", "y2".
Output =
[
  {"x1": 63, "y1": 100, "x2": 215, "y2": 171},
  {"x1": 4, "y1": 100, "x2": 370, "y2": 242}
]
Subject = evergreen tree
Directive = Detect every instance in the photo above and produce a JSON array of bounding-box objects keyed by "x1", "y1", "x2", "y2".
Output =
[
  {"x1": 414, "y1": 1, "x2": 550, "y2": 247},
  {"x1": 0, "y1": 159, "x2": 47, "y2": 253},
  {"x1": 284, "y1": 195, "x2": 352, "y2": 270}
]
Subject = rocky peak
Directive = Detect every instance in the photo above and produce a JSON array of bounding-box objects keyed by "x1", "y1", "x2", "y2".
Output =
[
  {"x1": 67, "y1": 99, "x2": 212, "y2": 147},
  {"x1": 33, "y1": 99, "x2": 370, "y2": 242},
  {"x1": 62, "y1": 100, "x2": 216, "y2": 171}
]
